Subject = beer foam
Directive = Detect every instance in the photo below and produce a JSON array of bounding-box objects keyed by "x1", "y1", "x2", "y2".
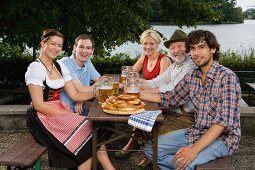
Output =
[
  {"x1": 126, "y1": 87, "x2": 139, "y2": 93},
  {"x1": 99, "y1": 85, "x2": 112, "y2": 90}
]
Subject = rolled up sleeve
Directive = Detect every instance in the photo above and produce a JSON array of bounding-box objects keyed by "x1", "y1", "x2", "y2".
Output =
[{"x1": 212, "y1": 73, "x2": 241, "y2": 131}]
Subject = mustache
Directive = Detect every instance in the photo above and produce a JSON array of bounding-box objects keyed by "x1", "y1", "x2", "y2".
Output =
[{"x1": 173, "y1": 52, "x2": 185, "y2": 57}]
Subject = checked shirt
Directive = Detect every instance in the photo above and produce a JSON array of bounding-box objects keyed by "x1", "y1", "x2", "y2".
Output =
[{"x1": 160, "y1": 61, "x2": 241, "y2": 155}]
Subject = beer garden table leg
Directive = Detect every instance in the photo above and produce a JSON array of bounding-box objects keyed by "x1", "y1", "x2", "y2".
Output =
[
  {"x1": 92, "y1": 122, "x2": 98, "y2": 170},
  {"x1": 152, "y1": 123, "x2": 159, "y2": 170}
]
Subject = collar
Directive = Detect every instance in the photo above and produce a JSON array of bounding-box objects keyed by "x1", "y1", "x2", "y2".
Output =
[{"x1": 195, "y1": 61, "x2": 220, "y2": 82}]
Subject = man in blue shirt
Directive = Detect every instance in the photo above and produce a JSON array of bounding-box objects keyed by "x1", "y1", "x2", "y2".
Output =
[{"x1": 60, "y1": 34, "x2": 100, "y2": 115}]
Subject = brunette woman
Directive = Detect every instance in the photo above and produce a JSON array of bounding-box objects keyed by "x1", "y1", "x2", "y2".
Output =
[{"x1": 25, "y1": 29, "x2": 115, "y2": 170}]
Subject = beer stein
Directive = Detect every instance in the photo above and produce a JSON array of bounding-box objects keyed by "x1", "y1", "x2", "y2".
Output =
[
  {"x1": 112, "y1": 76, "x2": 120, "y2": 95},
  {"x1": 125, "y1": 72, "x2": 140, "y2": 98},
  {"x1": 98, "y1": 76, "x2": 113, "y2": 104},
  {"x1": 120, "y1": 66, "x2": 133, "y2": 83},
  {"x1": 127, "y1": 71, "x2": 139, "y2": 80}
]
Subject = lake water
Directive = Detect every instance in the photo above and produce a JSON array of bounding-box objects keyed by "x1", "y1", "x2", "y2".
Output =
[{"x1": 111, "y1": 20, "x2": 255, "y2": 58}]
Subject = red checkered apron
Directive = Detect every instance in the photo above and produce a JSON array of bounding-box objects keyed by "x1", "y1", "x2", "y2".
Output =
[{"x1": 37, "y1": 100, "x2": 92, "y2": 154}]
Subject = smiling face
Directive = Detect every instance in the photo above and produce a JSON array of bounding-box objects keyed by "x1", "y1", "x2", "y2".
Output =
[
  {"x1": 190, "y1": 39, "x2": 216, "y2": 71},
  {"x1": 40, "y1": 36, "x2": 63, "y2": 60},
  {"x1": 142, "y1": 36, "x2": 158, "y2": 56},
  {"x1": 74, "y1": 39, "x2": 94, "y2": 65},
  {"x1": 169, "y1": 41, "x2": 186, "y2": 64}
]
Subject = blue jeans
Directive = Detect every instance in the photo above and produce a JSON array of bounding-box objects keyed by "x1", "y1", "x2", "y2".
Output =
[{"x1": 143, "y1": 129, "x2": 229, "y2": 170}]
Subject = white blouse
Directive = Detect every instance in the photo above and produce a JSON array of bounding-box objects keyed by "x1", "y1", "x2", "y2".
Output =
[{"x1": 25, "y1": 60, "x2": 72, "y2": 89}]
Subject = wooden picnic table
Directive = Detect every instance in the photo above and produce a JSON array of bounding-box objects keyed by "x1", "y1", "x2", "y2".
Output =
[
  {"x1": 246, "y1": 83, "x2": 255, "y2": 90},
  {"x1": 246, "y1": 83, "x2": 255, "y2": 104},
  {"x1": 87, "y1": 98, "x2": 164, "y2": 170}
]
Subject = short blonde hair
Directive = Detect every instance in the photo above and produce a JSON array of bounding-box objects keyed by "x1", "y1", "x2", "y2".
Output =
[{"x1": 140, "y1": 29, "x2": 161, "y2": 45}]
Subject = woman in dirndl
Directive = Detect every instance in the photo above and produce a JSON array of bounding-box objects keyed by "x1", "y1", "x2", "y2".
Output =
[{"x1": 25, "y1": 29, "x2": 115, "y2": 170}]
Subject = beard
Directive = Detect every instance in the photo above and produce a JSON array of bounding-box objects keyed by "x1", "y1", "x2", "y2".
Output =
[
  {"x1": 170, "y1": 53, "x2": 187, "y2": 64},
  {"x1": 193, "y1": 56, "x2": 212, "y2": 68}
]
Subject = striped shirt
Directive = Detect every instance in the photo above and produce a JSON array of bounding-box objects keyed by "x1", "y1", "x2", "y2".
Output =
[
  {"x1": 147, "y1": 57, "x2": 197, "y2": 93},
  {"x1": 147, "y1": 57, "x2": 197, "y2": 114},
  {"x1": 160, "y1": 61, "x2": 241, "y2": 155}
]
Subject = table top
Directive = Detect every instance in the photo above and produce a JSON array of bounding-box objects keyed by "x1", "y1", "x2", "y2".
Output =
[
  {"x1": 247, "y1": 83, "x2": 255, "y2": 90},
  {"x1": 87, "y1": 98, "x2": 164, "y2": 122}
]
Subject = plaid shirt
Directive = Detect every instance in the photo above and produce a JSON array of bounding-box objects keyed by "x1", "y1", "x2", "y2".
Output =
[{"x1": 160, "y1": 61, "x2": 241, "y2": 155}]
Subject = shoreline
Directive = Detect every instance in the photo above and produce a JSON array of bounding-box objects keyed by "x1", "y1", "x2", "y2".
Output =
[{"x1": 149, "y1": 19, "x2": 254, "y2": 26}]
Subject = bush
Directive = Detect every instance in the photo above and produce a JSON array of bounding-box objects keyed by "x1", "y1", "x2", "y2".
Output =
[
  {"x1": 219, "y1": 49, "x2": 255, "y2": 71},
  {"x1": 0, "y1": 42, "x2": 33, "y2": 63},
  {"x1": 0, "y1": 41, "x2": 254, "y2": 89},
  {"x1": 91, "y1": 53, "x2": 138, "y2": 74},
  {"x1": 0, "y1": 42, "x2": 33, "y2": 88}
]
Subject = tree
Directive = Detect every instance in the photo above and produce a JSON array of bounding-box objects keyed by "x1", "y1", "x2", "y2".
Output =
[
  {"x1": 230, "y1": 7, "x2": 244, "y2": 23},
  {"x1": 243, "y1": 9, "x2": 255, "y2": 19},
  {"x1": 0, "y1": 0, "x2": 228, "y2": 59},
  {"x1": 0, "y1": 0, "x2": 151, "y2": 58},
  {"x1": 150, "y1": 0, "x2": 163, "y2": 22},
  {"x1": 0, "y1": 0, "x2": 62, "y2": 59},
  {"x1": 159, "y1": 0, "x2": 224, "y2": 27}
]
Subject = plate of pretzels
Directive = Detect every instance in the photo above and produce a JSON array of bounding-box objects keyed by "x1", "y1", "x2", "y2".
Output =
[{"x1": 101, "y1": 94, "x2": 146, "y2": 115}]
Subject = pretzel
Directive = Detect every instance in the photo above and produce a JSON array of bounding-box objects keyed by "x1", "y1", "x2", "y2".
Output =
[
  {"x1": 101, "y1": 95, "x2": 145, "y2": 115},
  {"x1": 118, "y1": 94, "x2": 139, "y2": 100}
]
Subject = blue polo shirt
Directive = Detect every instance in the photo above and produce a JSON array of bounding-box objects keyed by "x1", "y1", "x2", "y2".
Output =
[{"x1": 60, "y1": 55, "x2": 100, "y2": 113}]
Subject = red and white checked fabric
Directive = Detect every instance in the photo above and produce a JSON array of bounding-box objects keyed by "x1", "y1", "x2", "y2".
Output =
[{"x1": 37, "y1": 100, "x2": 93, "y2": 154}]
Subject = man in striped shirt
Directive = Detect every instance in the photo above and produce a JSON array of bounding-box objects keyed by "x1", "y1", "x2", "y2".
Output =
[{"x1": 142, "y1": 30, "x2": 241, "y2": 170}]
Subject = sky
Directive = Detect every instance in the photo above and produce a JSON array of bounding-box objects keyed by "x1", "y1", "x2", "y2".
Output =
[{"x1": 236, "y1": 0, "x2": 255, "y2": 11}]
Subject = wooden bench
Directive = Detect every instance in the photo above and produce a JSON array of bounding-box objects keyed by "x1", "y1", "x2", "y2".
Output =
[
  {"x1": 0, "y1": 134, "x2": 47, "y2": 170},
  {"x1": 240, "y1": 98, "x2": 249, "y2": 107},
  {"x1": 196, "y1": 157, "x2": 235, "y2": 170}
]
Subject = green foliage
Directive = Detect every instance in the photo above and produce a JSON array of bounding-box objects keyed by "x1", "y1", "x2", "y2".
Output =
[
  {"x1": 219, "y1": 49, "x2": 255, "y2": 71},
  {"x1": 0, "y1": 41, "x2": 33, "y2": 63},
  {"x1": 230, "y1": 7, "x2": 244, "y2": 23},
  {"x1": 0, "y1": 0, "x2": 151, "y2": 58},
  {"x1": 212, "y1": 0, "x2": 244, "y2": 23},
  {"x1": 243, "y1": 9, "x2": 255, "y2": 19},
  {"x1": 91, "y1": 53, "x2": 138, "y2": 74},
  {"x1": 159, "y1": 0, "x2": 223, "y2": 27},
  {"x1": 158, "y1": 0, "x2": 244, "y2": 26},
  {"x1": 1, "y1": 0, "x2": 235, "y2": 59},
  {"x1": 150, "y1": 0, "x2": 163, "y2": 22}
]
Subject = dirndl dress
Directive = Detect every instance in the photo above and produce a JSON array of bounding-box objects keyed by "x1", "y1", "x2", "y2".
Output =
[{"x1": 25, "y1": 60, "x2": 112, "y2": 169}]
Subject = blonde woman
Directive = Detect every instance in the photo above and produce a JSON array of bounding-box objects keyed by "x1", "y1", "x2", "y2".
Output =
[
  {"x1": 133, "y1": 29, "x2": 171, "y2": 80},
  {"x1": 114, "y1": 30, "x2": 171, "y2": 169}
]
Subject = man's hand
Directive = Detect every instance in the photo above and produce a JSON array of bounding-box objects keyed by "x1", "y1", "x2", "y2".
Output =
[
  {"x1": 173, "y1": 124, "x2": 225, "y2": 170},
  {"x1": 75, "y1": 101, "x2": 83, "y2": 114},
  {"x1": 173, "y1": 146, "x2": 198, "y2": 170}
]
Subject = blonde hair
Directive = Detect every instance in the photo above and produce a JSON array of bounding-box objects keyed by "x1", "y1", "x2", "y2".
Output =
[{"x1": 140, "y1": 29, "x2": 161, "y2": 45}]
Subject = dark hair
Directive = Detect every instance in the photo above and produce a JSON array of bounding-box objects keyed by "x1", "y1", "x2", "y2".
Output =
[
  {"x1": 185, "y1": 30, "x2": 220, "y2": 61},
  {"x1": 75, "y1": 34, "x2": 95, "y2": 48},
  {"x1": 41, "y1": 29, "x2": 64, "y2": 42}
]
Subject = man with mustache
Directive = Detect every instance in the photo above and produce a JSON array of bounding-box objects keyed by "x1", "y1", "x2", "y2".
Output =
[{"x1": 142, "y1": 30, "x2": 241, "y2": 170}]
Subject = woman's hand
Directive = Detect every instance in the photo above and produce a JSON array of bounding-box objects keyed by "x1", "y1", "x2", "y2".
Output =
[{"x1": 75, "y1": 101, "x2": 83, "y2": 114}]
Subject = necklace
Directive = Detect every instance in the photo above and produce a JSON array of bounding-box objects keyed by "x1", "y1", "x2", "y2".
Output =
[
  {"x1": 47, "y1": 63, "x2": 54, "y2": 75},
  {"x1": 38, "y1": 58, "x2": 54, "y2": 76},
  {"x1": 148, "y1": 60, "x2": 156, "y2": 68}
]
